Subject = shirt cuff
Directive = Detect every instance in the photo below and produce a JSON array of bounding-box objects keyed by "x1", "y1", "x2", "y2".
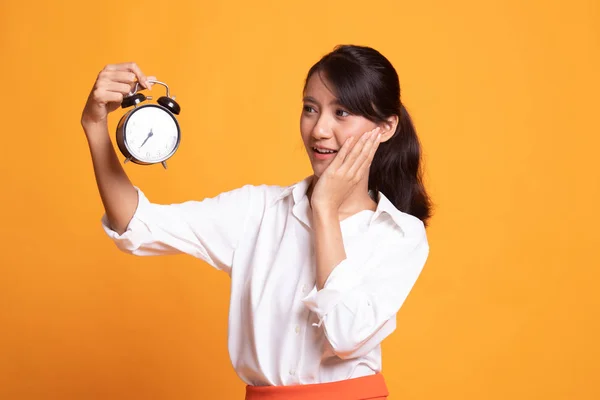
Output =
[
  {"x1": 100, "y1": 186, "x2": 153, "y2": 252},
  {"x1": 301, "y1": 258, "x2": 362, "y2": 327}
]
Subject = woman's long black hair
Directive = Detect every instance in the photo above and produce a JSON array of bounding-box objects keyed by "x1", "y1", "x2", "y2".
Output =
[{"x1": 305, "y1": 45, "x2": 433, "y2": 227}]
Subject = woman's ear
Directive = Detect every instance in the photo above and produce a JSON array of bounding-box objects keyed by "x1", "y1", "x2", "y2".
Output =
[{"x1": 379, "y1": 115, "x2": 399, "y2": 143}]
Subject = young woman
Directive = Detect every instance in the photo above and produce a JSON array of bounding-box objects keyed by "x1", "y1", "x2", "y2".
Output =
[{"x1": 81, "y1": 45, "x2": 432, "y2": 400}]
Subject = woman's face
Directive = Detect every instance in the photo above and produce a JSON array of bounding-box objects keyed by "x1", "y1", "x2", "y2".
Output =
[{"x1": 300, "y1": 72, "x2": 379, "y2": 178}]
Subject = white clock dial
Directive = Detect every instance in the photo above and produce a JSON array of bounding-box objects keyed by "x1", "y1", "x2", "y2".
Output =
[{"x1": 125, "y1": 106, "x2": 179, "y2": 163}]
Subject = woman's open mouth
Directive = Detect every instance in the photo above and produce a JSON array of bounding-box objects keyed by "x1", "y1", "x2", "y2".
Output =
[{"x1": 312, "y1": 147, "x2": 338, "y2": 160}]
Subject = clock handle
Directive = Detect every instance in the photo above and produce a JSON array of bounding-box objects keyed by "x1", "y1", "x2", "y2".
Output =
[
  {"x1": 128, "y1": 79, "x2": 173, "y2": 98},
  {"x1": 126, "y1": 79, "x2": 180, "y2": 115}
]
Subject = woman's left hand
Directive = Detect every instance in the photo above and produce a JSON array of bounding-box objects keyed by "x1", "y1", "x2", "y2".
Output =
[{"x1": 310, "y1": 127, "x2": 382, "y2": 214}]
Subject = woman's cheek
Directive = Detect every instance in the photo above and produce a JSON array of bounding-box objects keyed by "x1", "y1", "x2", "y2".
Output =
[
  {"x1": 343, "y1": 120, "x2": 368, "y2": 138},
  {"x1": 300, "y1": 121, "x2": 313, "y2": 142}
]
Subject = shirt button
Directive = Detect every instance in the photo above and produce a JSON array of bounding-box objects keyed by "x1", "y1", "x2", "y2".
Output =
[
  {"x1": 295, "y1": 325, "x2": 300, "y2": 334},
  {"x1": 289, "y1": 368, "x2": 296, "y2": 376}
]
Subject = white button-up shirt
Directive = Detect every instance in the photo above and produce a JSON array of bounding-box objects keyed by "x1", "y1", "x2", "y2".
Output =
[{"x1": 101, "y1": 176, "x2": 430, "y2": 386}]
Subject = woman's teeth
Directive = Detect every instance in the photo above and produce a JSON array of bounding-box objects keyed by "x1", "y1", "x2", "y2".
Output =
[{"x1": 314, "y1": 148, "x2": 337, "y2": 154}]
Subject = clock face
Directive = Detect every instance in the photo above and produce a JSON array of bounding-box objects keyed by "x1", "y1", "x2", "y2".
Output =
[{"x1": 124, "y1": 105, "x2": 180, "y2": 163}]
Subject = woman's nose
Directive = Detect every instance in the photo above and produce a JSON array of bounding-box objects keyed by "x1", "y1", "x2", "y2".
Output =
[{"x1": 311, "y1": 119, "x2": 333, "y2": 140}]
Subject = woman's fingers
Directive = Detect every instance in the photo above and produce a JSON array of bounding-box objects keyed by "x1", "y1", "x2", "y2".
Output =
[
  {"x1": 82, "y1": 62, "x2": 154, "y2": 127},
  {"x1": 91, "y1": 87, "x2": 124, "y2": 105},
  {"x1": 96, "y1": 69, "x2": 156, "y2": 101},
  {"x1": 102, "y1": 62, "x2": 149, "y2": 89},
  {"x1": 353, "y1": 131, "x2": 382, "y2": 177},
  {"x1": 100, "y1": 70, "x2": 136, "y2": 84},
  {"x1": 328, "y1": 136, "x2": 355, "y2": 170},
  {"x1": 346, "y1": 130, "x2": 380, "y2": 178},
  {"x1": 341, "y1": 127, "x2": 380, "y2": 174},
  {"x1": 104, "y1": 81, "x2": 136, "y2": 96},
  {"x1": 97, "y1": 64, "x2": 147, "y2": 95}
]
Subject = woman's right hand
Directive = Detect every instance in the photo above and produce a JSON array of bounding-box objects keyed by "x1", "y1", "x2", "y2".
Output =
[{"x1": 81, "y1": 62, "x2": 155, "y2": 130}]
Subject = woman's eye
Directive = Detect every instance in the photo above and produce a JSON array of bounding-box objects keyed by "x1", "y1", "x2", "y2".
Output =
[
  {"x1": 336, "y1": 109, "x2": 350, "y2": 117},
  {"x1": 303, "y1": 105, "x2": 316, "y2": 113}
]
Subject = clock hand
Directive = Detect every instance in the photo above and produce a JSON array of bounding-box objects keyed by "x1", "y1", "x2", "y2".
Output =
[{"x1": 138, "y1": 128, "x2": 154, "y2": 149}]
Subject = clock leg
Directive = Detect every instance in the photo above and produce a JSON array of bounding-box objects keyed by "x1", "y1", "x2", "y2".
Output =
[
  {"x1": 124, "y1": 157, "x2": 132, "y2": 164},
  {"x1": 161, "y1": 161, "x2": 168, "y2": 169}
]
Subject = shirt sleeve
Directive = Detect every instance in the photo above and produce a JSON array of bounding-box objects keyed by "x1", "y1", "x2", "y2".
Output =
[
  {"x1": 301, "y1": 227, "x2": 430, "y2": 359},
  {"x1": 101, "y1": 184, "x2": 262, "y2": 274}
]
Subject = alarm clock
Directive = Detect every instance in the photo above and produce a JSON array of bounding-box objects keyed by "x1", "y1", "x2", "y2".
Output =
[{"x1": 116, "y1": 79, "x2": 181, "y2": 169}]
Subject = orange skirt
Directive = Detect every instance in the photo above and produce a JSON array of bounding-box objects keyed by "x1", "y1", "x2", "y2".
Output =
[{"x1": 245, "y1": 373, "x2": 388, "y2": 400}]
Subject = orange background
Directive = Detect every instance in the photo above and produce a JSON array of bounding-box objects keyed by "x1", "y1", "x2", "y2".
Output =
[{"x1": 1, "y1": 0, "x2": 599, "y2": 399}]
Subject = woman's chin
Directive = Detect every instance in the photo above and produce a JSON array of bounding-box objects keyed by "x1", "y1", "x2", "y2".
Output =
[
  {"x1": 310, "y1": 160, "x2": 333, "y2": 178},
  {"x1": 310, "y1": 165, "x2": 325, "y2": 178}
]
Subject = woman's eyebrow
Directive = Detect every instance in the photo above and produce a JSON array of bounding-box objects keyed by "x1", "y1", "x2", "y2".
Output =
[
  {"x1": 302, "y1": 96, "x2": 342, "y2": 106},
  {"x1": 302, "y1": 96, "x2": 319, "y2": 104}
]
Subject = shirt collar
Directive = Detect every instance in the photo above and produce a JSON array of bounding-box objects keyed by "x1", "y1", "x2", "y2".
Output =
[
  {"x1": 274, "y1": 175, "x2": 408, "y2": 235},
  {"x1": 371, "y1": 191, "x2": 406, "y2": 235},
  {"x1": 272, "y1": 175, "x2": 313, "y2": 205}
]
